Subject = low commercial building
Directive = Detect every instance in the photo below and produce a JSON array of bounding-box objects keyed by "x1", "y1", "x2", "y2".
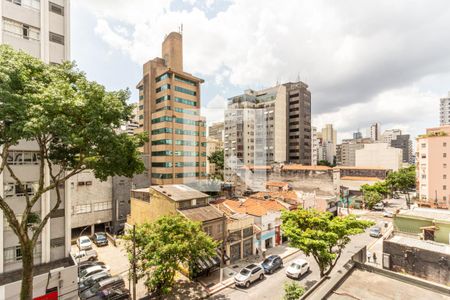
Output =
[
  {"x1": 355, "y1": 143, "x2": 403, "y2": 171},
  {"x1": 383, "y1": 235, "x2": 450, "y2": 285},
  {"x1": 394, "y1": 207, "x2": 450, "y2": 244}
]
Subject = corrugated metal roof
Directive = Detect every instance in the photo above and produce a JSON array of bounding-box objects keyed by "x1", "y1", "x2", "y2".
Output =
[
  {"x1": 152, "y1": 184, "x2": 209, "y2": 201},
  {"x1": 178, "y1": 205, "x2": 223, "y2": 222}
]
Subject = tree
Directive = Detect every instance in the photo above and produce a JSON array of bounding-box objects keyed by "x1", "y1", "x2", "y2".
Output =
[
  {"x1": 207, "y1": 148, "x2": 224, "y2": 180},
  {"x1": 363, "y1": 190, "x2": 383, "y2": 209},
  {"x1": 361, "y1": 181, "x2": 390, "y2": 197},
  {"x1": 318, "y1": 160, "x2": 332, "y2": 167},
  {"x1": 0, "y1": 45, "x2": 146, "y2": 300},
  {"x1": 283, "y1": 282, "x2": 305, "y2": 300},
  {"x1": 385, "y1": 166, "x2": 416, "y2": 207},
  {"x1": 124, "y1": 216, "x2": 218, "y2": 296},
  {"x1": 281, "y1": 209, "x2": 373, "y2": 277}
]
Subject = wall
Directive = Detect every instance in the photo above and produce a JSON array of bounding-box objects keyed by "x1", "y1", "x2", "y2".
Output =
[
  {"x1": 383, "y1": 240, "x2": 450, "y2": 285},
  {"x1": 127, "y1": 189, "x2": 177, "y2": 225},
  {"x1": 355, "y1": 143, "x2": 402, "y2": 171},
  {"x1": 271, "y1": 169, "x2": 334, "y2": 194}
]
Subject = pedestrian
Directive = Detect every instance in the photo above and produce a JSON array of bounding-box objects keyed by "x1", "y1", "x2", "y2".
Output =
[
  {"x1": 373, "y1": 252, "x2": 377, "y2": 264},
  {"x1": 367, "y1": 251, "x2": 372, "y2": 263}
]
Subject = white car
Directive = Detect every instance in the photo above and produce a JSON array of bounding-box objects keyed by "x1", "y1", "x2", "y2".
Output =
[
  {"x1": 77, "y1": 236, "x2": 92, "y2": 250},
  {"x1": 73, "y1": 249, "x2": 98, "y2": 263},
  {"x1": 286, "y1": 259, "x2": 310, "y2": 279},
  {"x1": 78, "y1": 265, "x2": 110, "y2": 283},
  {"x1": 234, "y1": 264, "x2": 264, "y2": 288}
]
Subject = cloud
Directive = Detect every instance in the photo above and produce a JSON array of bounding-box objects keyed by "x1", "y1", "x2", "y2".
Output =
[
  {"x1": 75, "y1": 0, "x2": 450, "y2": 140},
  {"x1": 202, "y1": 94, "x2": 227, "y2": 125}
]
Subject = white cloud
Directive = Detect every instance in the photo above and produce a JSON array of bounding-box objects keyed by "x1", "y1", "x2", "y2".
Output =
[
  {"x1": 202, "y1": 94, "x2": 227, "y2": 125},
  {"x1": 75, "y1": 0, "x2": 450, "y2": 139}
]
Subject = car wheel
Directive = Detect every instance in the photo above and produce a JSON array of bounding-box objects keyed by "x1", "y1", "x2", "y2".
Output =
[
  {"x1": 88, "y1": 257, "x2": 95, "y2": 261},
  {"x1": 245, "y1": 281, "x2": 250, "y2": 288},
  {"x1": 280, "y1": 263, "x2": 283, "y2": 269},
  {"x1": 259, "y1": 273, "x2": 264, "y2": 280},
  {"x1": 307, "y1": 267, "x2": 310, "y2": 272}
]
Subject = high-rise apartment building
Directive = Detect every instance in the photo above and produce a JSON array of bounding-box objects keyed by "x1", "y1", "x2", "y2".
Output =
[
  {"x1": 353, "y1": 131, "x2": 363, "y2": 139},
  {"x1": 391, "y1": 134, "x2": 413, "y2": 164},
  {"x1": 209, "y1": 122, "x2": 224, "y2": 142},
  {"x1": 137, "y1": 32, "x2": 207, "y2": 185},
  {"x1": 381, "y1": 129, "x2": 402, "y2": 144},
  {"x1": 311, "y1": 127, "x2": 319, "y2": 166},
  {"x1": 224, "y1": 81, "x2": 311, "y2": 181},
  {"x1": 0, "y1": 1, "x2": 76, "y2": 299},
  {"x1": 416, "y1": 125, "x2": 450, "y2": 209},
  {"x1": 321, "y1": 124, "x2": 337, "y2": 146},
  {"x1": 370, "y1": 123, "x2": 381, "y2": 141},
  {"x1": 320, "y1": 124, "x2": 337, "y2": 164},
  {"x1": 440, "y1": 92, "x2": 450, "y2": 126},
  {"x1": 336, "y1": 137, "x2": 372, "y2": 166}
]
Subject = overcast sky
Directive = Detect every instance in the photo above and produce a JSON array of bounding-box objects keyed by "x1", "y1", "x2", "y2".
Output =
[{"x1": 71, "y1": 0, "x2": 450, "y2": 141}]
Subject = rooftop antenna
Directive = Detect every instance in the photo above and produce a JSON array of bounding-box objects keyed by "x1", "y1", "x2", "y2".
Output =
[
  {"x1": 179, "y1": 23, "x2": 183, "y2": 34},
  {"x1": 297, "y1": 72, "x2": 300, "y2": 82}
]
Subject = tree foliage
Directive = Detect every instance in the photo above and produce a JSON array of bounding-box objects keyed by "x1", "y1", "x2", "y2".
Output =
[
  {"x1": 207, "y1": 148, "x2": 224, "y2": 180},
  {"x1": 281, "y1": 209, "x2": 373, "y2": 277},
  {"x1": 124, "y1": 216, "x2": 218, "y2": 296},
  {"x1": 283, "y1": 282, "x2": 305, "y2": 300},
  {"x1": 385, "y1": 165, "x2": 416, "y2": 207},
  {"x1": 0, "y1": 45, "x2": 146, "y2": 299},
  {"x1": 363, "y1": 190, "x2": 383, "y2": 209}
]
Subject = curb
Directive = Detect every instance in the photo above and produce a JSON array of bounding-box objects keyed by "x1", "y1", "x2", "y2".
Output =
[{"x1": 206, "y1": 248, "x2": 301, "y2": 296}]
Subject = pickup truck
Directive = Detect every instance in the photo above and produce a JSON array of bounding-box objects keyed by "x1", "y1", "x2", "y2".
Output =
[{"x1": 73, "y1": 249, "x2": 98, "y2": 263}]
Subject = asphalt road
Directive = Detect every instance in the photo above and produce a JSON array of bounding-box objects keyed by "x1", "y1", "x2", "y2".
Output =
[{"x1": 213, "y1": 229, "x2": 378, "y2": 300}]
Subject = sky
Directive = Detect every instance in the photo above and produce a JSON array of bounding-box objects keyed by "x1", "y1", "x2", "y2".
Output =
[{"x1": 71, "y1": 0, "x2": 450, "y2": 142}]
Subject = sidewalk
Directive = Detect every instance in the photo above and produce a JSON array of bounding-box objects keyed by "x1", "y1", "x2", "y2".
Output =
[{"x1": 200, "y1": 243, "x2": 300, "y2": 295}]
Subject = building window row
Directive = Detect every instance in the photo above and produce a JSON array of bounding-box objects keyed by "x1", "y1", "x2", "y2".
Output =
[
  {"x1": 175, "y1": 97, "x2": 197, "y2": 106},
  {"x1": 3, "y1": 18, "x2": 40, "y2": 41},
  {"x1": 174, "y1": 151, "x2": 199, "y2": 157},
  {"x1": 155, "y1": 73, "x2": 170, "y2": 82},
  {"x1": 155, "y1": 106, "x2": 171, "y2": 112},
  {"x1": 174, "y1": 107, "x2": 198, "y2": 115},
  {"x1": 175, "y1": 86, "x2": 196, "y2": 96},
  {"x1": 151, "y1": 173, "x2": 173, "y2": 179},
  {"x1": 152, "y1": 127, "x2": 173, "y2": 135},
  {"x1": 156, "y1": 95, "x2": 170, "y2": 104},
  {"x1": 175, "y1": 140, "x2": 199, "y2": 146},
  {"x1": 4, "y1": 243, "x2": 41, "y2": 264},
  {"x1": 4, "y1": 182, "x2": 36, "y2": 197},
  {"x1": 152, "y1": 139, "x2": 172, "y2": 145},
  {"x1": 152, "y1": 162, "x2": 173, "y2": 168},
  {"x1": 176, "y1": 172, "x2": 199, "y2": 178},
  {"x1": 174, "y1": 75, "x2": 197, "y2": 86},
  {"x1": 175, "y1": 161, "x2": 200, "y2": 167},
  {"x1": 7, "y1": 151, "x2": 40, "y2": 165},
  {"x1": 175, "y1": 129, "x2": 199, "y2": 136},
  {"x1": 92, "y1": 201, "x2": 112, "y2": 212},
  {"x1": 152, "y1": 151, "x2": 173, "y2": 156},
  {"x1": 6, "y1": 0, "x2": 40, "y2": 10},
  {"x1": 156, "y1": 84, "x2": 170, "y2": 93},
  {"x1": 49, "y1": 2, "x2": 65, "y2": 15},
  {"x1": 152, "y1": 116, "x2": 173, "y2": 124}
]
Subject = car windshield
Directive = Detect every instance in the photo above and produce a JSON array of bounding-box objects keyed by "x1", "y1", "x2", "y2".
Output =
[
  {"x1": 81, "y1": 239, "x2": 90, "y2": 244},
  {"x1": 96, "y1": 233, "x2": 106, "y2": 239},
  {"x1": 291, "y1": 263, "x2": 301, "y2": 269},
  {"x1": 89, "y1": 282, "x2": 101, "y2": 293},
  {"x1": 240, "y1": 269, "x2": 251, "y2": 276},
  {"x1": 262, "y1": 258, "x2": 273, "y2": 265},
  {"x1": 371, "y1": 227, "x2": 380, "y2": 232}
]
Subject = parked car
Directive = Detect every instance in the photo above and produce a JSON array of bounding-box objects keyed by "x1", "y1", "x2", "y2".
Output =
[
  {"x1": 369, "y1": 226, "x2": 382, "y2": 238},
  {"x1": 92, "y1": 232, "x2": 109, "y2": 247},
  {"x1": 80, "y1": 276, "x2": 125, "y2": 300},
  {"x1": 73, "y1": 250, "x2": 98, "y2": 263},
  {"x1": 79, "y1": 271, "x2": 111, "y2": 293},
  {"x1": 78, "y1": 236, "x2": 93, "y2": 250},
  {"x1": 373, "y1": 202, "x2": 384, "y2": 211},
  {"x1": 86, "y1": 288, "x2": 130, "y2": 300},
  {"x1": 261, "y1": 255, "x2": 283, "y2": 274},
  {"x1": 234, "y1": 264, "x2": 264, "y2": 288},
  {"x1": 78, "y1": 261, "x2": 106, "y2": 274},
  {"x1": 383, "y1": 210, "x2": 393, "y2": 218},
  {"x1": 79, "y1": 265, "x2": 110, "y2": 283},
  {"x1": 286, "y1": 259, "x2": 310, "y2": 279}
]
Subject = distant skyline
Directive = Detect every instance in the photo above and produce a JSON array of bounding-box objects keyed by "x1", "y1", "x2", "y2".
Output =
[{"x1": 72, "y1": 0, "x2": 450, "y2": 141}]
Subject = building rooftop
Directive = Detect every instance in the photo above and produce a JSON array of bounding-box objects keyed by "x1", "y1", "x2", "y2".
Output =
[
  {"x1": 178, "y1": 205, "x2": 223, "y2": 222},
  {"x1": 397, "y1": 207, "x2": 450, "y2": 222},
  {"x1": 389, "y1": 235, "x2": 450, "y2": 254},
  {"x1": 340, "y1": 176, "x2": 383, "y2": 181},
  {"x1": 151, "y1": 184, "x2": 209, "y2": 201},
  {"x1": 281, "y1": 165, "x2": 332, "y2": 171},
  {"x1": 222, "y1": 198, "x2": 285, "y2": 217},
  {"x1": 334, "y1": 166, "x2": 390, "y2": 171},
  {"x1": 266, "y1": 181, "x2": 290, "y2": 188}
]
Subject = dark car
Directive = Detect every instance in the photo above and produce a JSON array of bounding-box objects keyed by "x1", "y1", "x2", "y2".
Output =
[
  {"x1": 261, "y1": 255, "x2": 283, "y2": 274},
  {"x1": 87, "y1": 288, "x2": 130, "y2": 300},
  {"x1": 80, "y1": 276, "x2": 125, "y2": 300},
  {"x1": 78, "y1": 261, "x2": 106, "y2": 274},
  {"x1": 93, "y1": 232, "x2": 108, "y2": 247}
]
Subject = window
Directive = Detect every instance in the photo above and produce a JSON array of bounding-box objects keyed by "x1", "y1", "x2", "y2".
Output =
[
  {"x1": 156, "y1": 95, "x2": 170, "y2": 104},
  {"x1": 49, "y1": 32, "x2": 64, "y2": 45},
  {"x1": 151, "y1": 173, "x2": 173, "y2": 179},
  {"x1": 175, "y1": 140, "x2": 199, "y2": 146},
  {"x1": 7, "y1": 151, "x2": 40, "y2": 165},
  {"x1": 444, "y1": 163, "x2": 447, "y2": 168},
  {"x1": 152, "y1": 139, "x2": 172, "y2": 145},
  {"x1": 174, "y1": 75, "x2": 197, "y2": 86},
  {"x1": 444, "y1": 153, "x2": 447, "y2": 158},
  {"x1": 152, "y1": 151, "x2": 172, "y2": 156},
  {"x1": 152, "y1": 116, "x2": 172, "y2": 124},
  {"x1": 49, "y1": 2, "x2": 64, "y2": 15},
  {"x1": 155, "y1": 106, "x2": 171, "y2": 112},
  {"x1": 156, "y1": 84, "x2": 170, "y2": 93},
  {"x1": 152, "y1": 127, "x2": 172, "y2": 135},
  {"x1": 74, "y1": 204, "x2": 91, "y2": 214},
  {"x1": 175, "y1": 86, "x2": 196, "y2": 96},
  {"x1": 175, "y1": 162, "x2": 199, "y2": 167},
  {"x1": 174, "y1": 151, "x2": 198, "y2": 157},
  {"x1": 444, "y1": 185, "x2": 447, "y2": 191},
  {"x1": 92, "y1": 201, "x2": 112, "y2": 212},
  {"x1": 444, "y1": 175, "x2": 447, "y2": 179},
  {"x1": 174, "y1": 107, "x2": 198, "y2": 115},
  {"x1": 176, "y1": 172, "x2": 198, "y2": 178},
  {"x1": 175, "y1": 97, "x2": 196, "y2": 106},
  {"x1": 7, "y1": 0, "x2": 40, "y2": 9},
  {"x1": 175, "y1": 129, "x2": 199, "y2": 136},
  {"x1": 421, "y1": 143, "x2": 426, "y2": 148},
  {"x1": 155, "y1": 73, "x2": 170, "y2": 82},
  {"x1": 3, "y1": 18, "x2": 40, "y2": 41},
  {"x1": 152, "y1": 162, "x2": 173, "y2": 168}
]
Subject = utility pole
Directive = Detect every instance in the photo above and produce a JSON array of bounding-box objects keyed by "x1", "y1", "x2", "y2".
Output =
[
  {"x1": 220, "y1": 213, "x2": 226, "y2": 283},
  {"x1": 132, "y1": 225, "x2": 137, "y2": 300}
]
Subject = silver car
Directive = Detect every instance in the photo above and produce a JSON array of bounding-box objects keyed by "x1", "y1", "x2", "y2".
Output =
[{"x1": 234, "y1": 264, "x2": 264, "y2": 288}]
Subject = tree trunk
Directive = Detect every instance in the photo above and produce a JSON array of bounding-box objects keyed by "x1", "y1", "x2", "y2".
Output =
[{"x1": 20, "y1": 242, "x2": 34, "y2": 300}]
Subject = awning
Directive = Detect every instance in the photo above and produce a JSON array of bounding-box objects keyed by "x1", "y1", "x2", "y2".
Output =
[
  {"x1": 420, "y1": 226, "x2": 437, "y2": 231},
  {"x1": 196, "y1": 249, "x2": 230, "y2": 271}
]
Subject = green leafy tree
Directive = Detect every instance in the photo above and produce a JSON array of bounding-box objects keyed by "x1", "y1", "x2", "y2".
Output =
[
  {"x1": 361, "y1": 181, "x2": 390, "y2": 197},
  {"x1": 385, "y1": 166, "x2": 416, "y2": 207},
  {"x1": 281, "y1": 209, "x2": 373, "y2": 277},
  {"x1": 207, "y1": 148, "x2": 224, "y2": 180},
  {"x1": 124, "y1": 216, "x2": 218, "y2": 296},
  {"x1": 363, "y1": 190, "x2": 383, "y2": 209},
  {"x1": 318, "y1": 160, "x2": 332, "y2": 167},
  {"x1": 283, "y1": 282, "x2": 305, "y2": 300},
  {"x1": 0, "y1": 45, "x2": 146, "y2": 300}
]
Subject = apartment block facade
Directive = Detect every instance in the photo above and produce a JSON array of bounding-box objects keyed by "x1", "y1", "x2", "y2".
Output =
[
  {"x1": 224, "y1": 81, "x2": 311, "y2": 181},
  {"x1": 440, "y1": 92, "x2": 450, "y2": 126},
  {"x1": 416, "y1": 126, "x2": 450, "y2": 209},
  {"x1": 336, "y1": 137, "x2": 372, "y2": 166},
  {"x1": 0, "y1": 1, "x2": 77, "y2": 299},
  {"x1": 137, "y1": 32, "x2": 207, "y2": 185},
  {"x1": 370, "y1": 123, "x2": 381, "y2": 141},
  {"x1": 355, "y1": 143, "x2": 403, "y2": 171}
]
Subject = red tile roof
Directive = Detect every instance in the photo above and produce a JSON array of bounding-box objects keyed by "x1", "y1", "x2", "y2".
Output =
[{"x1": 222, "y1": 198, "x2": 286, "y2": 217}]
